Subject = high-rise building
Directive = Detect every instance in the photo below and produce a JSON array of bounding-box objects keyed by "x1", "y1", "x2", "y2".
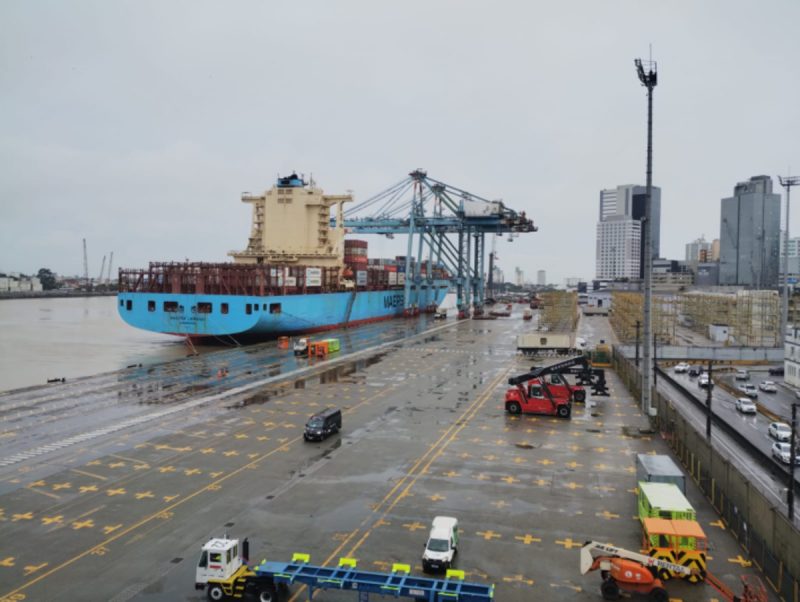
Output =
[
  {"x1": 596, "y1": 184, "x2": 660, "y2": 279},
  {"x1": 515, "y1": 267, "x2": 524, "y2": 286},
  {"x1": 685, "y1": 237, "x2": 712, "y2": 265},
  {"x1": 491, "y1": 266, "x2": 504, "y2": 285},
  {"x1": 719, "y1": 175, "x2": 781, "y2": 287},
  {"x1": 710, "y1": 239, "x2": 720, "y2": 261},
  {"x1": 537, "y1": 270, "x2": 546, "y2": 286}
]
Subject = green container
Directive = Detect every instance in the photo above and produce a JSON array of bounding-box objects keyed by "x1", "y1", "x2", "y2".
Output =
[
  {"x1": 638, "y1": 481, "x2": 696, "y2": 521},
  {"x1": 322, "y1": 338, "x2": 340, "y2": 352}
]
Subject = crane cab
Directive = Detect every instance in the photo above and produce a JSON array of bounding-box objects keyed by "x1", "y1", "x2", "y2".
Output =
[{"x1": 196, "y1": 537, "x2": 241, "y2": 590}]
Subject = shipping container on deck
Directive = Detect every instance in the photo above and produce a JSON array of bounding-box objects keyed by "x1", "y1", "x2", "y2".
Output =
[{"x1": 636, "y1": 454, "x2": 687, "y2": 494}]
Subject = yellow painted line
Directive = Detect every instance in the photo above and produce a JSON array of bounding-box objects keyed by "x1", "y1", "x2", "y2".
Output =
[
  {"x1": 70, "y1": 469, "x2": 107, "y2": 481},
  {"x1": 108, "y1": 453, "x2": 147, "y2": 465},
  {"x1": 26, "y1": 486, "x2": 60, "y2": 500}
]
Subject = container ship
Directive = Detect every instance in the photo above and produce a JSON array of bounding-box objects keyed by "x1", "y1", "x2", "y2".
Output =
[{"x1": 117, "y1": 174, "x2": 450, "y2": 341}]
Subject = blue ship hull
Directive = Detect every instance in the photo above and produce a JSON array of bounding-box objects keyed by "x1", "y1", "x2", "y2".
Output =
[{"x1": 117, "y1": 283, "x2": 450, "y2": 339}]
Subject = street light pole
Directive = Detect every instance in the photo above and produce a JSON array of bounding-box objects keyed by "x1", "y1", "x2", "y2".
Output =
[
  {"x1": 779, "y1": 175, "x2": 800, "y2": 338},
  {"x1": 635, "y1": 56, "x2": 657, "y2": 417},
  {"x1": 706, "y1": 360, "x2": 713, "y2": 440},
  {"x1": 790, "y1": 403, "x2": 798, "y2": 521}
]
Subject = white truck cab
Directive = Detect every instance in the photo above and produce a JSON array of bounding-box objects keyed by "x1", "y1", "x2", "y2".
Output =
[
  {"x1": 293, "y1": 337, "x2": 309, "y2": 356},
  {"x1": 422, "y1": 516, "x2": 459, "y2": 573},
  {"x1": 196, "y1": 537, "x2": 241, "y2": 590}
]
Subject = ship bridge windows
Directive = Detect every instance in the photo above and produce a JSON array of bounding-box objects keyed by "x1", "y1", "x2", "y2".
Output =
[
  {"x1": 196, "y1": 302, "x2": 212, "y2": 314},
  {"x1": 126, "y1": 299, "x2": 132, "y2": 311},
  {"x1": 221, "y1": 303, "x2": 229, "y2": 315},
  {"x1": 148, "y1": 300, "x2": 156, "y2": 312},
  {"x1": 270, "y1": 303, "x2": 282, "y2": 314},
  {"x1": 164, "y1": 301, "x2": 179, "y2": 313},
  {"x1": 246, "y1": 303, "x2": 252, "y2": 315}
]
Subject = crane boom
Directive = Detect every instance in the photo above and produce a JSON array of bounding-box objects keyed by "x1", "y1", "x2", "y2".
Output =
[
  {"x1": 97, "y1": 255, "x2": 106, "y2": 283},
  {"x1": 580, "y1": 541, "x2": 690, "y2": 576},
  {"x1": 107, "y1": 251, "x2": 114, "y2": 283}
]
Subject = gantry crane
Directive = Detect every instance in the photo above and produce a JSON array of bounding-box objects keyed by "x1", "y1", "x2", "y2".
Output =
[{"x1": 332, "y1": 170, "x2": 536, "y2": 316}]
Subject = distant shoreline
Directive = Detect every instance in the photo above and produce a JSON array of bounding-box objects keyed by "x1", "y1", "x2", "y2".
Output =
[{"x1": 0, "y1": 291, "x2": 117, "y2": 300}]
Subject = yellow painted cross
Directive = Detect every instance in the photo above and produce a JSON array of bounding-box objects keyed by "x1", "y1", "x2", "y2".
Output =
[
  {"x1": 133, "y1": 464, "x2": 149, "y2": 471},
  {"x1": 596, "y1": 510, "x2": 620, "y2": 520},
  {"x1": 565, "y1": 461, "x2": 583, "y2": 469},
  {"x1": 483, "y1": 454, "x2": 498, "y2": 462},
  {"x1": 158, "y1": 466, "x2": 177, "y2": 473},
  {"x1": 501, "y1": 476, "x2": 520, "y2": 485},
  {"x1": 12, "y1": 512, "x2": 33, "y2": 521},
  {"x1": 163, "y1": 494, "x2": 179, "y2": 502},
  {"x1": 514, "y1": 534, "x2": 541, "y2": 545},
  {"x1": 106, "y1": 488, "x2": 126, "y2": 496},
  {"x1": 429, "y1": 494, "x2": 446, "y2": 502},
  {"x1": 728, "y1": 555, "x2": 752, "y2": 567},
  {"x1": 555, "y1": 538, "x2": 583, "y2": 549},
  {"x1": 199, "y1": 448, "x2": 215, "y2": 454},
  {"x1": 502, "y1": 574, "x2": 534, "y2": 586},
  {"x1": 29, "y1": 480, "x2": 46, "y2": 487},
  {"x1": 537, "y1": 459, "x2": 554, "y2": 466},
  {"x1": 403, "y1": 522, "x2": 426, "y2": 532},
  {"x1": 52, "y1": 482, "x2": 71, "y2": 491},
  {"x1": 710, "y1": 520, "x2": 726, "y2": 530},
  {"x1": 223, "y1": 451, "x2": 239, "y2": 457},
  {"x1": 72, "y1": 519, "x2": 95, "y2": 530},
  {"x1": 184, "y1": 469, "x2": 201, "y2": 476},
  {"x1": 475, "y1": 473, "x2": 490, "y2": 481},
  {"x1": 476, "y1": 530, "x2": 501, "y2": 541},
  {"x1": 564, "y1": 482, "x2": 583, "y2": 490},
  {"x1": 41, "y1": 515, "x2": 64, "y2": 525},
  {"x1": 0, "y1": 557, "x2": 15, "y2": 567},
  {"x1": 491, "y1": 500, "x2": 510, "y2": 509},
  {"x1": 235, "y1": 433, "x2": 248, "y2": 439},
  {"x1": 135, "y1": 491, "x2": 154, "y2": 500},
  {"x1": 79, "y1": 484, "x2": 99, "y2": 493},
  {"x1": 443, "y1": 471, "x2": 460, "y2": 478},
  {"x1": 512, "y1": 457, "x2": 526, "y2": 465},
  {"x1": 23, "y1": 562, "x2": 47, "y2": 575},
  {"x1": 533, "y1": 479, "x2": 549, "y2": 487},
  {"x1": 103, "y1": 524, "x2": 123, "y2": 534}
]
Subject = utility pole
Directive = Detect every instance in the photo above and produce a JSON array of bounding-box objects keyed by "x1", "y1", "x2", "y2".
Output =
[
  {"x1": 779, "y1": 176, "x2": 800, "y2": 339},
  {"x1": 635, "y1": 320, "x2": 641, "y2": 367},
  {"x1": 82, "y1": 238, "x2": 90, "y2": 290},
  {"x1": 635, "y1": 55, "x2": 658, "y2": 416},
  {"x1": 790, "y1": 403, "x2": 797, "y2": 521},
  {"x1": 706, "y1": 361, "x2": 713, "y2": 440}
]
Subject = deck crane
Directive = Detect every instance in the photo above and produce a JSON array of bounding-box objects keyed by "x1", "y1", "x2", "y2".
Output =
[
  {"x1": 580, "y1": 541, "x2": 767, "y2": 602},
  {"x1": 332, "y1": 170, "x2": 536, "y2": 317}
]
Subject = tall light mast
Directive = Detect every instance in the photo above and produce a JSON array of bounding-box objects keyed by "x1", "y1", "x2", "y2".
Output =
[
  {"x1": 82, "y1": 238, "x2": 90, "y2": 289},
  {"x1": 635, "y1": 55, "x2": 657, "y2": 416}
]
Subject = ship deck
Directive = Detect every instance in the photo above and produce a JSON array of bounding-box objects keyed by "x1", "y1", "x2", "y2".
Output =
[{"x1": 0, "y1": 313, "x2": 774, "y2": 601}]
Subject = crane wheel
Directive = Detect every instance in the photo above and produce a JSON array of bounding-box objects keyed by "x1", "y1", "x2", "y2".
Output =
[
  {"x1": 258, "y1": 587, "x2": 277, "y2": 602},
  {"x1": 573, "y1": 390, "x2": 586, "y2": 402},
  {"x1": 506, "y1": 402, "x2": 521, "y2": 415},
  {"x1": 207, "y1": 585, "x2": 225, "y2": 601},
  {"x1": 600, "y1": 578, "x2": 620, "y2": 600},
  {"x1": 557, "y1": 405, "x2": 571, "y2": 419},
  {"x1": 648, "y1": 587, "x2": 668, "y2": 602}
]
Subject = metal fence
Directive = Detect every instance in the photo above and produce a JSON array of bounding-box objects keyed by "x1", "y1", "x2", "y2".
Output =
[{"x1": 613, "y1": 347, "x2": 800, "y2": 601}]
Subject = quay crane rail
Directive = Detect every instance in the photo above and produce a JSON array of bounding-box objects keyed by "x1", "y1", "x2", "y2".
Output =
[{"x1": 332, "y1": 169, "x2": 537, "y2": 315}]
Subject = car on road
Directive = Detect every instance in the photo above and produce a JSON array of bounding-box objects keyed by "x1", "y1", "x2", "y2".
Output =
[
  {"x1": 735, "y1": 397, "x2": 757, "y2": 414},
  {"x1": 738, "y1": 383, "x2": 758, "y2": 397},
  {"x1": 769, "y1": 365, "x2": 785, "y2": 376},
  {"x1": 759, "y1": 381, "x2": 777, "y2": 393},
  {"x1": 673, "y1": 362, "x2": 690, "y2": 373},
  {"x1": 735, "y1": 369, "x2": 750, "y2": 381},
  {"x1": 698, "y1": 373, "x2": 712, "y2": 388},
  {"x1": 771, "y1": 442, "x2": 800, "y2": 464},
  {"x1": 688, "y1": 366, "x2": 701, "y2": 377},
  {"x1": 769, "y1": 422, "x2": 793, "y2": 442}
]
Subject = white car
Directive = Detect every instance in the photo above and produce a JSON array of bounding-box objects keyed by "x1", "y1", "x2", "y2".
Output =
[
  {"x1": 759, "y1": 381, "x2": 777, "y2": 393},
  {"x1": 769, "y1": 422, "x2": 793, "y2": 442},
  {"x1": 735, "y1": 369, "x2": 750, "y2": 381},
  {"x1": 422, "y1": 516, "x2": 459, "y2": 573},
  {"x1": 772, "y1": 442, "x2": 800, "y2": 464},
  {"x1": 698, "y1": 374, "x2": 712, "y2": 388},
  {"x1": 673, "y1": 362, "x2": 690, "y2": 373},
  {"x1": 735, "y1": 397, "x2": 757, "y2": 414},
  {"x1": 738, "y1": 383, "x2": 758, "y2": 398}
]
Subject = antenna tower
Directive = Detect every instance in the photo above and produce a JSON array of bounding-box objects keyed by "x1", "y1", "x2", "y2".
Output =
[{"x1": 779, "y1": 175, "x2": 800, "y2": 336}]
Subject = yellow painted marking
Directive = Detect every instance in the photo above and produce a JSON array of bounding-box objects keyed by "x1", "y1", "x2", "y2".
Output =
[
  {"x1": 627, "y1": 487, "x2": 639, "y2": 495},
  {"x1": 247, "y1": 453, "x2": 259, "y2": 459},
  {"x1": 491, "y1": 500, "x2": 510, "y2": 509},
  {"x1": 103, "y1": 524, "x2": 123, "y2": 534},
  {"x1": 86, "y1": 460, "x2": 102, "y2": 466},
  {"x1": 555, "y1": 538, "x2": 583, "y2": 549},
  {"x1": 184, "y1": 469, "x2": 201, "y2": 476},
  {"x1": 51, "y1": 483, "x2": 71, "y2": 491},
  {"x1": 402, "y1": 522, "x2": 426, "y2": 532},
  {"x1": 475, "y1": 473, "x2": 490, "y2": 481},
  {"x1": 501, "y1": 476, "x2": 520, "y2": 485},
  {"x1": 428, "y1": 494, "x2": 445, "y2": 502},
  {"x1": 502, "y1": 574, "x2": 534, "y2": 586},
  {"x1": 71, "y1": 519, "x2": 94, "y2": 530},
  {"x1": 235, "y1": 434, "x2": 248, "y2": 439},
  {"x1": 596, "y1": 510, "x2": 620, "y2": 520},
  {"x1": 443, "y1": 471, "x2": 459, "y2": 478},
  {"x1": 106, "y1": 488, "x2": 126, "y2": 497},
  {"x1": 515, "y1": 534, "x2": 541, "y2": 545},
  {"x1": 459, "y1": 452, "x2": 472, "y2": 459},
  {"x1": 564, "y1": 482, "x2": 583, "y2": 490},
  {"x1": 79, "y1": 485, "x2": 98, "y2": 494},
  {"x1": 537, "y1": 459, "x2": 554, "y2": 466},
  {"x1": 90, "y1": 545, "x2": 109, "y2": 556},
  {"x1": 0, "y1": 557, "x2": 15, "y2": 567},
  {"x1": 595, "y1": 447, "x2": 609, "y2": 453},
  {"x1": 108, "y1": 462, "x2": 125, "y2": 469},
  {"x1": 70, "y1": 469, "x2": 107, "y2": 481},
  {"x1": 710, "y1": 520, "x2": 726, "y2": 530},
  {"x1": 625, "y1": 466, "x2": 635, "y2": 474},
  {"x1": 26, "y1": 486, "x2": 60, "y2": 500},
  {"x1": 133, "y1": 464, "x2": 149, "y2": 471},
  {"x1": 257, "y1": 436, "x2": 269, "y2": 441},
  {"x1": 594, "y1": 463, "x2": 610, "y2": 471},
  {"x1": 565, "y1": 461, "x2": 582, "y2": 469},
  {"x1": 199, "y1": 448, "x2": 215, "y2": 454},
  {"x1": 728, "y1": 555, "x2": 752, "y2": 567},
  {"x1": 41, "y1": 515, "x2": 64, "y2": 526},
  {"x1": 23, "y1": 562, "x2": 47, "y2": 576},
  {"x1": 158, "y1": 466, "x2": 176, "y2": 473},
  {"x1": 29, "y1": 480, "x2": 46, "y2": 487},
  {"x1": 593, "y1": 485, "x2": 616, "y2": 492},
  {"x1": 375, "y1": 519, "x2": 390, "y2": 528},
  {"x1": 209, "y1": 472, "x2": 223, "y2": 479},
  {"x1": 223, "y1": 451, "x2": 239, "y2": 457},
  {"x1": 476, "y1": 530, "x2": 501, "y2": 541},
  {"x1": 549, "y1": 582, "x2": 581, "y2": 592},
  {"x1": 12, "y1": 513, "x2": 33, "y2": 521},
  {"x1": 135, "y1": 491, "x2": 154, "y2": 500},
  {"x1": 163, "y1": 495, "x2": 179, "y2": 502}
]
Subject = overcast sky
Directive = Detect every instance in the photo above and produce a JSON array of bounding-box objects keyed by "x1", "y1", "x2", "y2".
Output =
[{"x1": 1, "y1": 1, "x2": 798, "y2": 285}]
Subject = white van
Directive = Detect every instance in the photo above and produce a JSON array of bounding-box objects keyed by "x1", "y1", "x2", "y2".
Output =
[{"x1": 422, "y1": 516, "x2": 459, "y2": 573}]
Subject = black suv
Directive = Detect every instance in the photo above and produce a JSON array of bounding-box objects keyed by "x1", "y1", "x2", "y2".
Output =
[
  {"x1": 303, "y1": 407, "x2": 342, "y2": 442},
  {"x1": 769, "y1": 366, "x2": 785, "y2": 376},
  {"x1": 687, "y1": 366, "x2": 701, "y2": 377}
]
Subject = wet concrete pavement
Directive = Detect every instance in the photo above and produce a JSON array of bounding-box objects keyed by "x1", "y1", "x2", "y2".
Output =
[{"x1": 0, "y1": 310, "x2": 774, "y2": 601}]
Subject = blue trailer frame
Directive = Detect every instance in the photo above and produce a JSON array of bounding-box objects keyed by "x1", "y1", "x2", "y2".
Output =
[{"x1": 253, "y1": 559, "x2": 494, "y2": 601}]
